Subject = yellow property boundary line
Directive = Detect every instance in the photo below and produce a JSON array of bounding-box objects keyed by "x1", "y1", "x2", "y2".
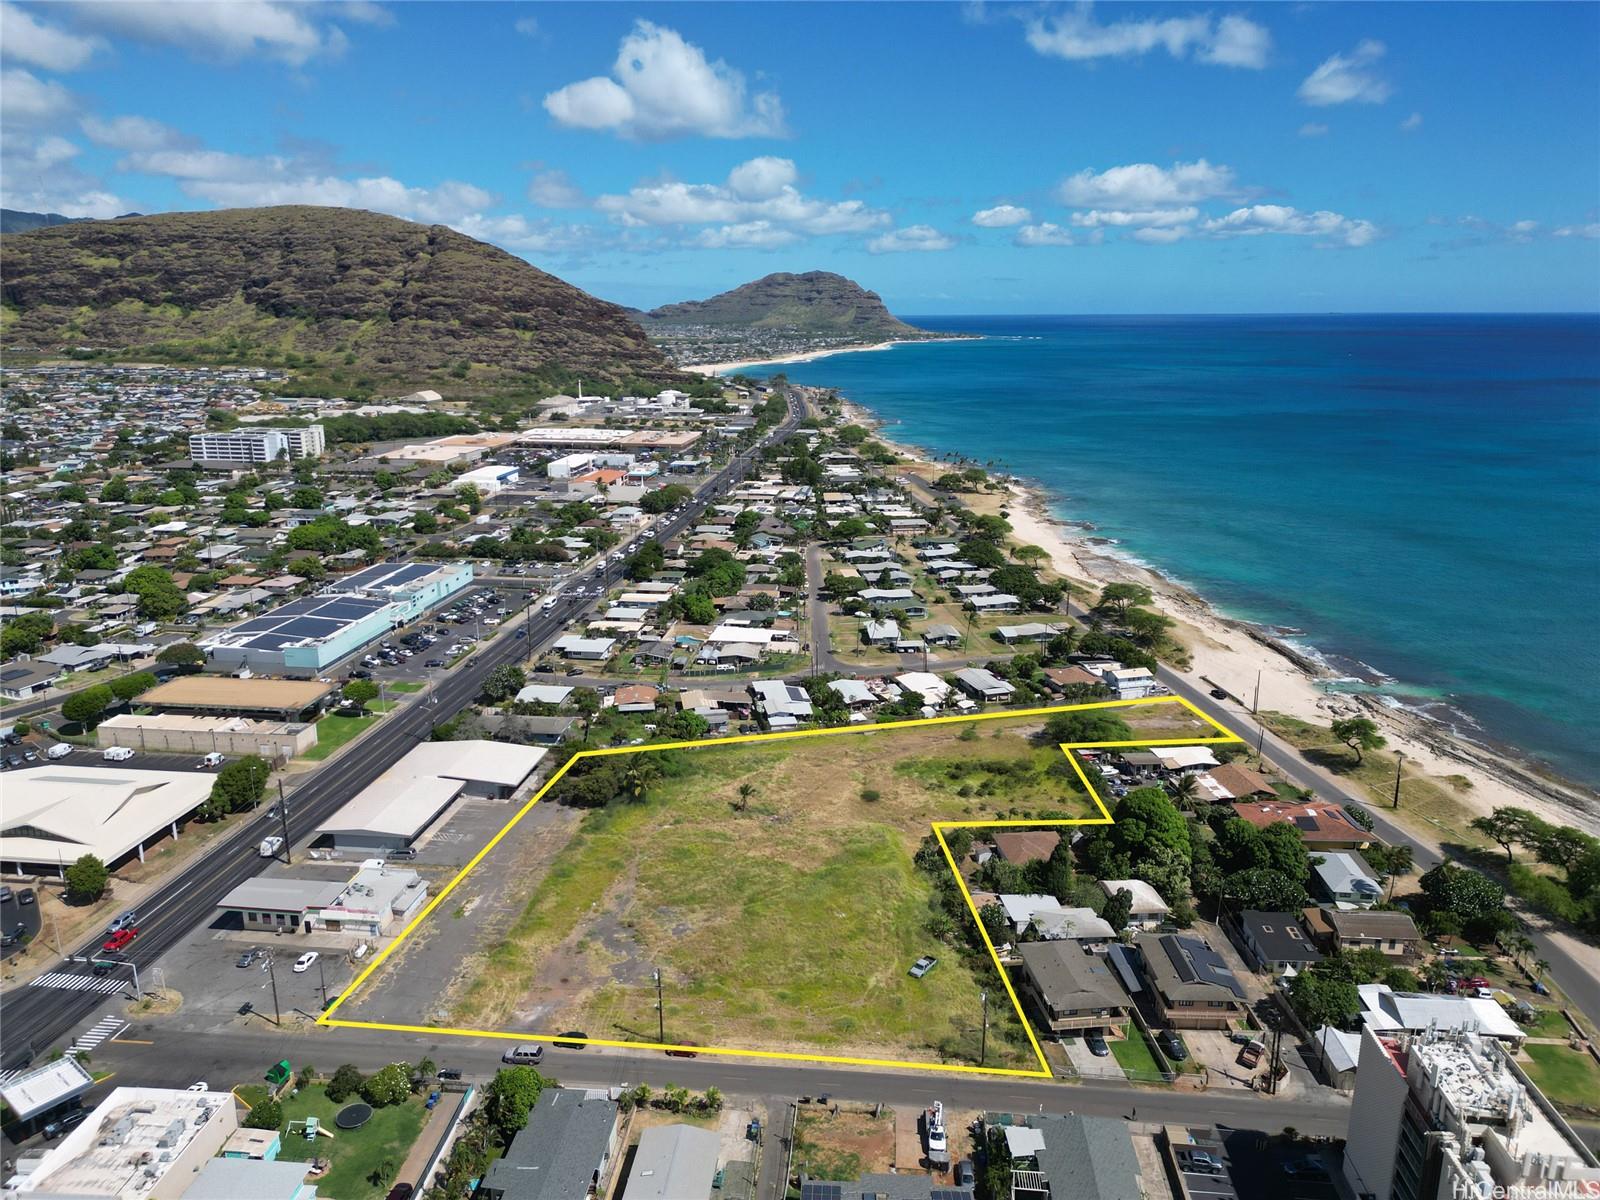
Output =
[{"x1": 319, "y1": 695, "x2": 1245, "y2": 1078}]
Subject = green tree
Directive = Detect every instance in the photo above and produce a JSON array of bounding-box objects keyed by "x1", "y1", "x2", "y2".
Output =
[
  {"x1": 1096, "y1": 582, "x2": 1154, "y2": 618},
  {"x1": 244, "y1": 1097, "x2": 283, "y2": 1130},
  {"x1": 64, "y1": 854, "x2": 109, "y2": 902},
  {"x1": 484, "y1": 1066, "x2": 548, "y2": 1139},
  {"x1": 208, "y1": 755, "x2": 270, "y2": 815},
  {"x1": 362, "y1": 1063, "x2": 412, "y2": 1107},
  {"x1": 326, "y1": 1064, "x2": 366, "y2": 1103},
  {"x1": 1420, "y1": 863, "x2": 1512, "y2": 939},
  {"x1": 1289, "y1": 970, "x2": 1360, "y2": 1030},
  {"x1": 412, "y1": 510, "x2": 439, "y2": 534},
  {"x1": 1038, "y1": 710, "x2": 1132, "y2": 746},
  {"x1": 110, "y1": 671, "x2": 159, "y2": 702},
  {"x1": 1102, "y1": 887, "x2": 1134, "y2": 932},
  {"x1": 342, "y1": 679, "x2": 379, "y2": 712},
  {"x1": 1470, "y1": 807, "x2": 1542, "y2": 865},
  {"x1": 483, "y1": 664, "x2": 526, "y2": 703},
  {"x1": 1331, "y1": 717, "x2": 1386, "y2": 764},
  {"x1": 572, "y1": 688, "x2": 601, "y2": 740},
  {"x1": 122, "y1": 565, "x2": 187, "y2": 620},
  {"x1": 1223, "y1": 867, "x2": 1307, "y2": 911},
  {"x1": 156, "y1": 642, "x2": 205, "y2": 669},
  {"x1": 977, "y1": 901, "x2": 1011, "y2": 947},
  {"x1": 62, "y1": 684, "x2": 115, "y2": 728},
  {"x1": 625, "y1": 539, "x2": 666, "y2": 581}
]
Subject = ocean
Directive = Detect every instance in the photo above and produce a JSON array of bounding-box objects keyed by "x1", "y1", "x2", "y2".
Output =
[{"x1": 775, "y1": 314, "x2": 1600, "y2": 789}]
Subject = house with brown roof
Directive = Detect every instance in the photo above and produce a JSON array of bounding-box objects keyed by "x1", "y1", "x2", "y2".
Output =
[
  {"x1": 992, "y1": 829, "x2": 1062, "y2": 866},
  {"x1": 614, "y1": 684, "x2": 661, "y2": 713},
  {"x1": 1132, "y1": 932, "x2": 1249, "y2": 1029},
  {"x1": 1015, "y1": 942, "x2": 1129, "y2": 1034},
  {"x1": 1230, "y1": 798, "x2": 1373, "y2": 850},
  {"x1": 1202, "y1": 762, "x2": 1278, "y2": 799},
  {"x1": 1302, "y1": 908, "x2": 1421, "y2": 960}
]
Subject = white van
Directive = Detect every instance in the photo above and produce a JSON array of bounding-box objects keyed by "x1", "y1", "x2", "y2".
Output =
[
  {"x1": 500, "y1": 1043, "x2": 545, "y2": 1065},
  {"x1": 258, "y1": 835, "x2": 284, "y2": 858},
  {"x1": 46, "y1": 743, "x2": 73, "y2": 760},
  {"x1": 198, "y1": 751, "x2": 224, "y2": 769},
  {"x1": 102, "y1": 746, "x2": 135, "y2": 762},
  {"x1": 540, "y1": 596, "x2": 559, "y2": 612}
]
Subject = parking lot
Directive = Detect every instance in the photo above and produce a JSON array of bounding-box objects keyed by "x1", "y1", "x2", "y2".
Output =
[
  {"x1": 1169, "y1": 1129, "x2": 1238, "y2": 1200},
  {"x1": 343, "y1": 586, "x2": 531, "y2": 690},
  {"x1": 1, "y1": 886, "x2": 43, "y2": 961},
  {"x1": 7, "y1": 748, "x2": 221, "y2": 775}
]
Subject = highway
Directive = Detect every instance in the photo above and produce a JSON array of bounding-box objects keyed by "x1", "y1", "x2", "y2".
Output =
[{"x1": 0, "y1": 394, "x2": 803, "y2": 1069}]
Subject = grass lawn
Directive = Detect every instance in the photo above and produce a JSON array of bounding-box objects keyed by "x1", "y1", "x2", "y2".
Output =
[
  {"x1": 438, "y1": 715, "x2": 1152, "y2": 1069},
  {"x1": 369, "y1": 700, "x2": 399, "y2": 714},
  {"x1": 274, "y1": 1084, "x2": 428, "y2": 1200},
  {"x1": 1525, "y1": 1009, "x2": 1573, "y2": 1039},
  {"x1": 302, "y1": 712, "x2": 379, "y2": 761},
  {"x1": 1111, "y1": 1024, "x2": 1166, "y2": 1081},
  {"x1": 1521, "y1": 1043, "x2": 1600, "y2": 1114},
  {"x1": 389, "y1": 681, "x2": 425, "y2": 694}
]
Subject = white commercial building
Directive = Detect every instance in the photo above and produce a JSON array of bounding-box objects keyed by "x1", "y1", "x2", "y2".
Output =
[
  {"x1": 216, "y1": 861, "x2": 428, "y2": 936},
  {"x1": 4, "y1": 1086, "x2": 240, "y2": 1197},
  {"x1": 315, "y1": 740, "x2": 546, "y2": 851},
  {"x1": 1342, "y1": 1027, "x2": 1599, "y2": 1200},
  {"x1": 1, "y1": 767, "x2": 214, "y2": 875},
  {"x1": 456, "y1": 464, "x2": 520, "y2": 495},
  {"x1": 188, "y1": 424, "x2": 325, "y2": 465}
]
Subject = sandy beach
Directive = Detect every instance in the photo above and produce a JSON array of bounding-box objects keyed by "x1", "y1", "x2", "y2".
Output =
[
  {"x1": 836, "y1": 399, "x2": 1600, "y2": 840},
  {"x1": 683, "y1": 335, "x2": 975, "y2": 377}
]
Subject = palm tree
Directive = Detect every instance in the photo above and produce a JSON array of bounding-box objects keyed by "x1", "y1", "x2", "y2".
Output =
[
  {"x1": 1169, "y1": 773, "x2": 1201, "y2": 806},
  {"x1": 734, "y1": 782, "x2": 757, "y2": 812},
  {"x1": 1534, "y1": 958, "x2": 1551, "y2": 981}
]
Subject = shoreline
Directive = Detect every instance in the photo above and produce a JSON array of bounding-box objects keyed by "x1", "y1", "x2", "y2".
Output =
[
  {"x1": 682, "y1": 334, "x2": 975, "y2": 377},
  {"x1": 833, "y1": 396, "x2": 1600, "y2": 839}
]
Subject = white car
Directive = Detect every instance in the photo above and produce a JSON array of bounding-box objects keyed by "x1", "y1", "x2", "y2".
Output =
[
  {"x1": 292, "y1": 952, "x2": 319, "y2": 973},
  {"x1": 187, "y1": 1082, "x2": 208, "y2": 1092}
]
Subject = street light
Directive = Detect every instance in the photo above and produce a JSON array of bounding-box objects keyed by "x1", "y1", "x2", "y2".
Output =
[
  {"x1": 653, "y1": 968, "x2": 665, "y2": 1046},
  {"x1": 1392, "y1": 752, "x2": 1404, "y2": 809},
  {"x1": 979, "y1": 990, "x2": 989, "y2": 1067}
]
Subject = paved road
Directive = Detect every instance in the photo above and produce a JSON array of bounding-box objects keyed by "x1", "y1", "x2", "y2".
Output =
[
  {"x1": 76, "y1": 1023, "x2": 1353, "y2": 1138},
  {"x1": 0, "y1": 399, "x2": 804, "y2": 1069}
]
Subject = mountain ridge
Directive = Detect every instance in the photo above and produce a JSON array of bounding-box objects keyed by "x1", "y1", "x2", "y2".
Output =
[
  {"x1": 0, "y1": 206, "x2": 686, "y2": 395},
  {"x1": 640, "y1": 270, "x2": 927, "y2": 339}
]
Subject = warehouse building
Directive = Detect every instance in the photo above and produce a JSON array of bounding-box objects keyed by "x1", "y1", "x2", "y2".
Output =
[
  {"x1": 200, "y1": 561, "x2": 471, "y2": 674},
  {"x1": 94, "y1": 713, "x2": 315, "y2": 760},
  {"x1": 138, "y1": 676, "x2": 337, "y2": 720},
  {"x1": 315, "y1": 741, "x2": 546, "y2": 852},
  {"x1": 2, "y1": 767, "x2": 214, "y2": 876}
]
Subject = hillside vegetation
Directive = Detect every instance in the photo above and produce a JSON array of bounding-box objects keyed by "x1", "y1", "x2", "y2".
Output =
[
  {"x1": 641, "y1": 270, "x2": 927, "y2": 338},
  {"x1": 1, "y1": 206, "x2": 686, "y2": 396}
]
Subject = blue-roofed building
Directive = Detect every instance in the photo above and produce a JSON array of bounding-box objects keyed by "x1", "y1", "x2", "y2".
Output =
[
  {"x1": 479, "y1": 1087, "x2": 621, "y2": 1200},
  {"x1": 200, "y1": 560, "x2": 471, "y2": 673}
]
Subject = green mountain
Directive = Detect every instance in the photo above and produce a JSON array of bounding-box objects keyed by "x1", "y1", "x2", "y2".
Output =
[
  {"x1": 641, "y1": 271, "x2": 927, "y2": 338},
  {"x1": 0, "y1": 206, "x2": 685, "y2": 394},
  {"x1": 1, "y1": 209, "x2": 85, "y2": 234}
]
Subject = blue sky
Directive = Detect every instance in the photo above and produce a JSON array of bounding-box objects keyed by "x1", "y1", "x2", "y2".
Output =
[{"x1": 3, "y1": 1, "x2": 1597, "y2": 313}]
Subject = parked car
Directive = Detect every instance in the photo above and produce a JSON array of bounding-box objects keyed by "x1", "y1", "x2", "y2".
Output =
[
  {"x1": 292, "y1": 951, "x2": 319, "y2": 973},
  {"x1": 102, "y1": 746, "x2": 135, "y2": 761},
  {"x1": 908, "y1": 955, "x2": 938, "y2": 979},
  {"x1": 956, "y1": 1160, "x2": 976, "y2": 1187},
  {"x1": 386, "y1": 847, "x2": 418, "y2": 861},
  {"x1": 501, "y1": 1043, "x2": 544, "y2": 1065},
  {"x1": 0, "y1": 886, "x2": 11, "y2": 903},
  {"x1": 385, "y1": 1185, "x2": 415, "y2": 1200},
  {"x1": 236, "y1": 949, "x2": 259, "y2": 968},
  {"x1": 1178, "y1": 1149, "x2": 1224, "y2": 1175},
  {"x1": 1085, "y1": 1030, "x2": 1110, "y2": 1057},
  {"x1": 197, "y1": 752, "x2": 224, "y2": 769},
  {"x1": 1160, "y1": 1030, "x2": 1189, "y2": 1061},
  {"x1": 17, "y1": 888, "x2": 36, "y2": 906},
  {"x1": 2, "y1": 922, "x2": 27, "y2": 946},
  {"x1": 42, "y1": 1109, "x2": 88, "y2": 1140},
  {"x1": 553, "y1": 1031, "x2": 588, "y2": 1049},
  {"x1": 437, "y1": 1067, "x2": 463, "y2": 1080},
  {"x1": 46, "y1": 742, "x2": 73, "y2": 760},
  {"x1": 425, "y1": 660, "x2": 445, "y2": 669},
  {"x1": 1283, "y1": 1158, "x2": 1329, "y2": 1180}
]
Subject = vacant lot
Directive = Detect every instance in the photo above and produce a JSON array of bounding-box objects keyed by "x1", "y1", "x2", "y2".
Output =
[{"x1": 341, "y1": 702, "x2": 1215, "y2": 1070}]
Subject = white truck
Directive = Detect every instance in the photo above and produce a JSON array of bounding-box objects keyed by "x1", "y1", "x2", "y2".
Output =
[
  {"x1": 102, "y1": 746, "x2": 135, "y2": 762},
  {"x1": 258, "y1": 835, "x2": 284, "y2": 858},
  {"x1": 46, "y1": 742, "x2": 73, "y2": 760}
]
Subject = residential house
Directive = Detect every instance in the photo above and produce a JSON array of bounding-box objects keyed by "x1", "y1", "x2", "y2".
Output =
[
  {"x1": 1199, "y1": 762, "x2": 1279, "y2": 800},
  {"x1": 862, "y1": 618, "x2": 901, "y2": 647},
  {"x1": 827, "y1": 679, "x2": 877, "y2": 713},
  {"x1": 993, "y1": 1114, "x2": 1143, "y2": 1200},
  {"x1": 1015, "y1": 942, "x2": 1129, "y2": 1034},
  {"x1": 622, "y1": 1124, "x2": 720, "y2": 1200},
  {"x1": 1231, "y1": 799, "x2": 1374, "y2": 850},
  {"x1": 992, "y1": 830, "x2": 1061, "y2": 866},
  {"x1": 0, "y1": 660, "x2": 62, "y2": 700},
  {"x1": 551, "y1": 635, "x2": 616, "y2": 660},
  {"x1": 995, "y1": 623, "x2": 1062, "y2": 645},
  {"x1": 952, "y1": 667, "x2": 1016, "y2": 703},
  {"x1": 1235, "y1": 910, "x2": 1324, "y2": 973},
  {"x1": 479, "y1": 1087, "x2": 621, "y2": 1200},
  {"x1": 894, "y1": 671, "x2": 950, "y2": 710},
  {"x1": 922, "y1": 623, "x2": 962, "y2": 647},
  {"x1": 1312, "y1": 852, "x2": 1384, "y2": 908},
  {"x1": 1094, "y1": 666, "x2": 1157, "y2": 700},
  {"x1": 1303, "y1": 908, "x2": 1421, "y2": 960},
  {"x1": 968, "y1": 592, "x2": 1022, "y2": 615},
  {"x1": 1097, "y1": 879, "x2": 1170, "y2": 928},
  {"x1": 750, "y1": 679, "x2": 813, "y2": 729},
  {"x1": 613, "y1": 684, "x2": 660, "y2": 714},
  {"x1": 1133, "y1": 933, "x2": 1249, "y2": 1029}
]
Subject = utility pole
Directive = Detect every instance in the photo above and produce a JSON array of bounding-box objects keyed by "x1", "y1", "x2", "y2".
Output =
[
  {"x1": 1254, "y1": 720, "x2": 1267, "y2": 767},
  {"x1": 276, "y1": 779, "x2": 291, "y2": 864},
  {"x1": 264, "y1": 954, "x2": 281, "y2": 1026},
  {"x1": 653, "y1": 968, "x2": 665, "y2": 1045},
  {"x1": 979, "y1": 990, "x2": 989, "y2": 1067},
  {"x1": 1392, "y1": 752, "x2": 1404, "y2": 809},
  {"x1": 317, "y1": 957, "x2": 328, "y2": 1010},
  {"x1": 1252, "y1": 669, "x2": 1261, "y2": 715}
]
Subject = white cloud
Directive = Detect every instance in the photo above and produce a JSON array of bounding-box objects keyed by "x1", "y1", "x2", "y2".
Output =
[
  {"x1": 61, "y1": 1, "x2": 359, "y2": 65},
  {"x1": 1200, "y1": 204, "x2": 1378, "y2": 247},
  {"x1": 0, "y1": 132, "x2": 125, "y2": 217},
  {"x1": 1013, "y1": 222, "x2": 1076, "y2": 247},
  {"x1": 1299, "y1": 122, "x2": 1329, "y2": 138},
  {"x1": 867, "y1": 224, "x2": 955, "y2": 254},
  {"x1": 1554, "y1": 223, "x2": 1600, "y2": 239},
  {"x1": 1, "y1": 67, "x2": 77, "y2": 126},
  {"x1": 594, "y1": 158, "x2": 888, "y2": 240},
  {"x1": 695, "y1": 221, "x2": 799, "y2": 249},
  {"x1": 527, "y1": 168, "x2": 586, "y2": 209},
  {"x1": 1071, "y1": 206, "x2": 1197, "y2": 228},
  {"x1": 727, "y1": 156, "x2": 797, "y2": 201},
  {"x1": 544, "y1": 20, "x2": 784, "y2": 140},
  {"x1": 0, "y1": 3, "x2": 104, "y2": 71},
  {"x1": 1058, "y1": 159, "x2": 1237, "y2": 208},
  {"x1": 513, "y1": 16, "x2": 539, "y2": 37},
  {"x1": 1132, "y1": 226, "x2": 1189, "y2": 244},
  {"x1": 81, "y1": 113, "x2": 191, "y2": 152},
  {"x1": 1298, "y1": 39, "x2": 1392, "y2": 106},
  {"x1": 972, "y1": 204, "x2": 1032, "y2": 227},
  {"x1": 1400, "y1": 111, "x2": 1423, "y2": 132},
  {"x1": 1026, "y1": 5, "x2": 1270, "y2": 69}
]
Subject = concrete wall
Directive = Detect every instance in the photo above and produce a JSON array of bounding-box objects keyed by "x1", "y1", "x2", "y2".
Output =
[{"x1": 95, "y1": 719, "x2": 314, "y2": 758}]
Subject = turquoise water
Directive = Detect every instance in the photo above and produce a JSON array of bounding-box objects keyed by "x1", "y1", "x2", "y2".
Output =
[{"x1": 776, "y1": 315, "x2": 1600, "y2": 788}]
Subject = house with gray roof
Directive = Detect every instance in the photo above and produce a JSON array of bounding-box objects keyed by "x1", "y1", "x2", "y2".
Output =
[
  {"x1": 996, "y1": 1113, "x2": 1142, "y2": 1200},
  {"x1": 1134, "y1": 932, "x2": 1249, "y2": 1029},
  {"x1": 1015, "y1": 942, "x2": 1129, "y2": 1034},
  {"x1": 479, "y1": 1087, "x2": 621, "y2": 1200},
  {"x1": 798, "y1": 1175, "x2": 973, "y2": 1199},
  {"x1": 623, "y1": 1123, "x2": 720, "y2": 1200}
]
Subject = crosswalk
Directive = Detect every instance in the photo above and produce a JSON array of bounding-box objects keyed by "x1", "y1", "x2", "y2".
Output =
[
  {"x1": 69, "y1": 1017, "x2": 129, "y2": 1055},
  {"x1": 30, "y1": 971, "x2": 127, "y2": 996}
]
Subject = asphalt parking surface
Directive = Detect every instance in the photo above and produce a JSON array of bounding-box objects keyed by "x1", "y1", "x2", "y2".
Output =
[
  {"x1": 8, "y1": 748, "x2": 221, "y2": 774},
  {"x1": 0, "y1": 889, "x2": 43, "y2": 960}
]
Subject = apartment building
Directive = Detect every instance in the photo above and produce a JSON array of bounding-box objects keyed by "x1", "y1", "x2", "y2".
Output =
[{"x1": 189, "y1": 424, "x2": 326, "y2": 464}]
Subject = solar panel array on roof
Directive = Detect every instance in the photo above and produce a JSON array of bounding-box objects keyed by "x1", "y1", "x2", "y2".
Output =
[
  {"x1": 800, "y1": 1184, "x2": 845, "y2": 1200},
  {"x1": 1162, "y1": 935, "x2": 1246, "y2": 999},
  {"x1": 339, "y1": 561, "x2": 440, "y2": 592},
  {"x1": 216, "y1": 592, "x2": 392, "y2": 650},
  {"x1": 1294, "y1": 815, "x2": 1319, "y2": 831}
]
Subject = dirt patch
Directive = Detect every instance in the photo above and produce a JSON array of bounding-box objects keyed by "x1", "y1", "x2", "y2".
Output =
[{"x1": 794, "y1": 1106, "x2": 897, "y2": 1181}]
